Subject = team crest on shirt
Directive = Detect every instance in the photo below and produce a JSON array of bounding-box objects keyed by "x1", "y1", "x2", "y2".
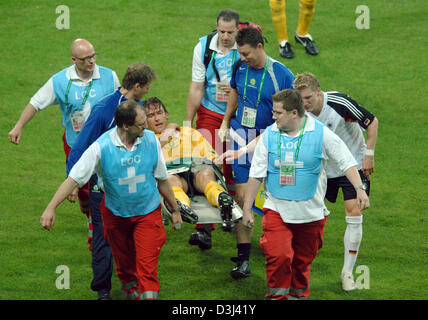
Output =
[{"x1": 250, "y1": 78, "x2": 256, "y2": 86}]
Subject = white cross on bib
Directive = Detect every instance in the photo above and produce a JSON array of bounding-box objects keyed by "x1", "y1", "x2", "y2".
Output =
[{"x1": 118, "y1": 167, "x2": 146, "y2": 193}]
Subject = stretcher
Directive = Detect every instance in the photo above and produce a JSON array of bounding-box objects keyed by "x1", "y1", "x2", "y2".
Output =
[{"x1": 161, "y1": 162, "x2": 243, "y2": 231}]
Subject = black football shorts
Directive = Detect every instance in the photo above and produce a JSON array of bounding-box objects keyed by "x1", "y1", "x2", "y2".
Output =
[{"x1": 325, "y1": 170, "x2": 370, "y2": 203}]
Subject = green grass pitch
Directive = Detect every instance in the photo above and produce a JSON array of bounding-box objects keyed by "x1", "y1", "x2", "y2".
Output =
[{"x1": 0, "y1": 0, "x2": 426, "y2": 300}]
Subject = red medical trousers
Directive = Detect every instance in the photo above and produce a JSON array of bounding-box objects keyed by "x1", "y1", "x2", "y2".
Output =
[
  {"x1": 196, "y1": 105, "x2": 234, "y2": 189},
  {"x1": 63, "y1": 133, "x2": 92, "y2": 249},
  {"x1": 63, "y1": 133, "x2": 90, "y2": 215},
  {"x1": 101, "y1": 200, "x2": 166, "y2": 300},
  {"x1": 260, "y1": 209, "x2": 326, "y2": 300}
]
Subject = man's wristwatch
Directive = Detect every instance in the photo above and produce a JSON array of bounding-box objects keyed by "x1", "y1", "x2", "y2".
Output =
[{"x1": 355, "y1": 184, "x2": 367, "y2": 191}]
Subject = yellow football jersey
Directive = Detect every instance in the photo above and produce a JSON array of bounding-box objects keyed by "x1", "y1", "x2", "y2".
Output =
[{"x1": 157, "y1": 127, "x2": 216, "y2": 169}]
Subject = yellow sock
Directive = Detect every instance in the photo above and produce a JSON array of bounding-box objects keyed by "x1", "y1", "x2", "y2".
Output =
[
  {"x1": 172, "y1": 186, "x2": 191, "y2": 207},
  {"x1": 204, "y1": 181, "x2": 227, "y2": 208},
  {"x1": 297, "y1": 0, "x2": 316, "y2": 36},
  {"x1": 270, "y1": 0, "x2": 288, "y2": 43}
]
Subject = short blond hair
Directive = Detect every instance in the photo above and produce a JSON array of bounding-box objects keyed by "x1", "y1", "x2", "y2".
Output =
[{"x1": 293, "y1": 72, "x2": 320, "y2": 92}]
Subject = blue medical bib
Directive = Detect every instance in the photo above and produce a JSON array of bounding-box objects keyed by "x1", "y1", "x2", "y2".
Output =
[
  {"x1": 265, "y1": 120, "x2": 324, "y2": 201},
  {"x1": 98, "y1": 129, "x2": 161, "y2": 217},
  {"x1": 52, "y1": 65, "x2": 115, "y2": 147}
]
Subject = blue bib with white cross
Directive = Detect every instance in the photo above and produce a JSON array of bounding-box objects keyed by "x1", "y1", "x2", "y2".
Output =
[
  {"x1": 98, "y1": 129, "x2": 160, "y2": 217},
  {"x1": 199, "y1": 35, "x2": 239, "y2": 115},
  {"x1": 52, "y1": 65, "x2": 115, "y2": 147},
  {"x1": 265, "y1": 120, "x2": 324, "y2": 201}
]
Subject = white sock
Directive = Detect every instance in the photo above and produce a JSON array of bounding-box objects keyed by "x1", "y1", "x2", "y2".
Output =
[
  {"x1": 280, "y1": 40, "x2": 289, "y2": 47},
  {"x1": 342, "y1": 215, "x2": 363, "y2": 274}
]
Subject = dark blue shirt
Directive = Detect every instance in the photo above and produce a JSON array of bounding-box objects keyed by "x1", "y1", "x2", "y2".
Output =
[
  {"x1": 230, "y1": 56, "x2": 294, "y2": 136},
  {"x1": 66, "y1": 89, "x2": 127, "y2": 175}
]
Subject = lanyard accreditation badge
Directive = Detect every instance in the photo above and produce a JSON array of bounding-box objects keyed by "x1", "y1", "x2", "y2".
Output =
[
  {"x1": 241, "y1": 59, "x2": 268, "y2": 128},
  {"x1": 212, "y1": 50, "x2": 237, "y2": 102},
  {"x1": 65, "y1": 79, "x2": 93, "y2": 132},
  {"x1": 278, "y1": 117, "x2": 306, "y2": 185}
]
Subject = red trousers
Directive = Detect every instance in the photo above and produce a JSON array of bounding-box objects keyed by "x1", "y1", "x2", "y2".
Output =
[
  {"x1": 63, "y1": 133, "x2": 92, "y2": 250},
  {"x1": 260, "y1": 209, "x2": 326, "y2": 300},
  {"x1": 196, "y1": 104, "x2": 234, "y2": 189},
  {"x1": 63, "y1": 133, "x2": 90, "y2": 215},
  {"x1": 101, "y1": 200, "x2": 166, "y2": 300},
  {"x1": 195, "y1": 105, "x2": 234, "y2": 230}
]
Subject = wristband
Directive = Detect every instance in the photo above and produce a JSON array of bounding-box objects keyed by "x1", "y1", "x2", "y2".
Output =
[
  {"x1": 239, "y1": 146, "x2": 249, "y2": 154},
  {"x1": 365, "y1": 149, "x2": 375, "y2": 156},
  {"x1": 355, "y1": 184, "x2": 367, "y2": 191}
]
